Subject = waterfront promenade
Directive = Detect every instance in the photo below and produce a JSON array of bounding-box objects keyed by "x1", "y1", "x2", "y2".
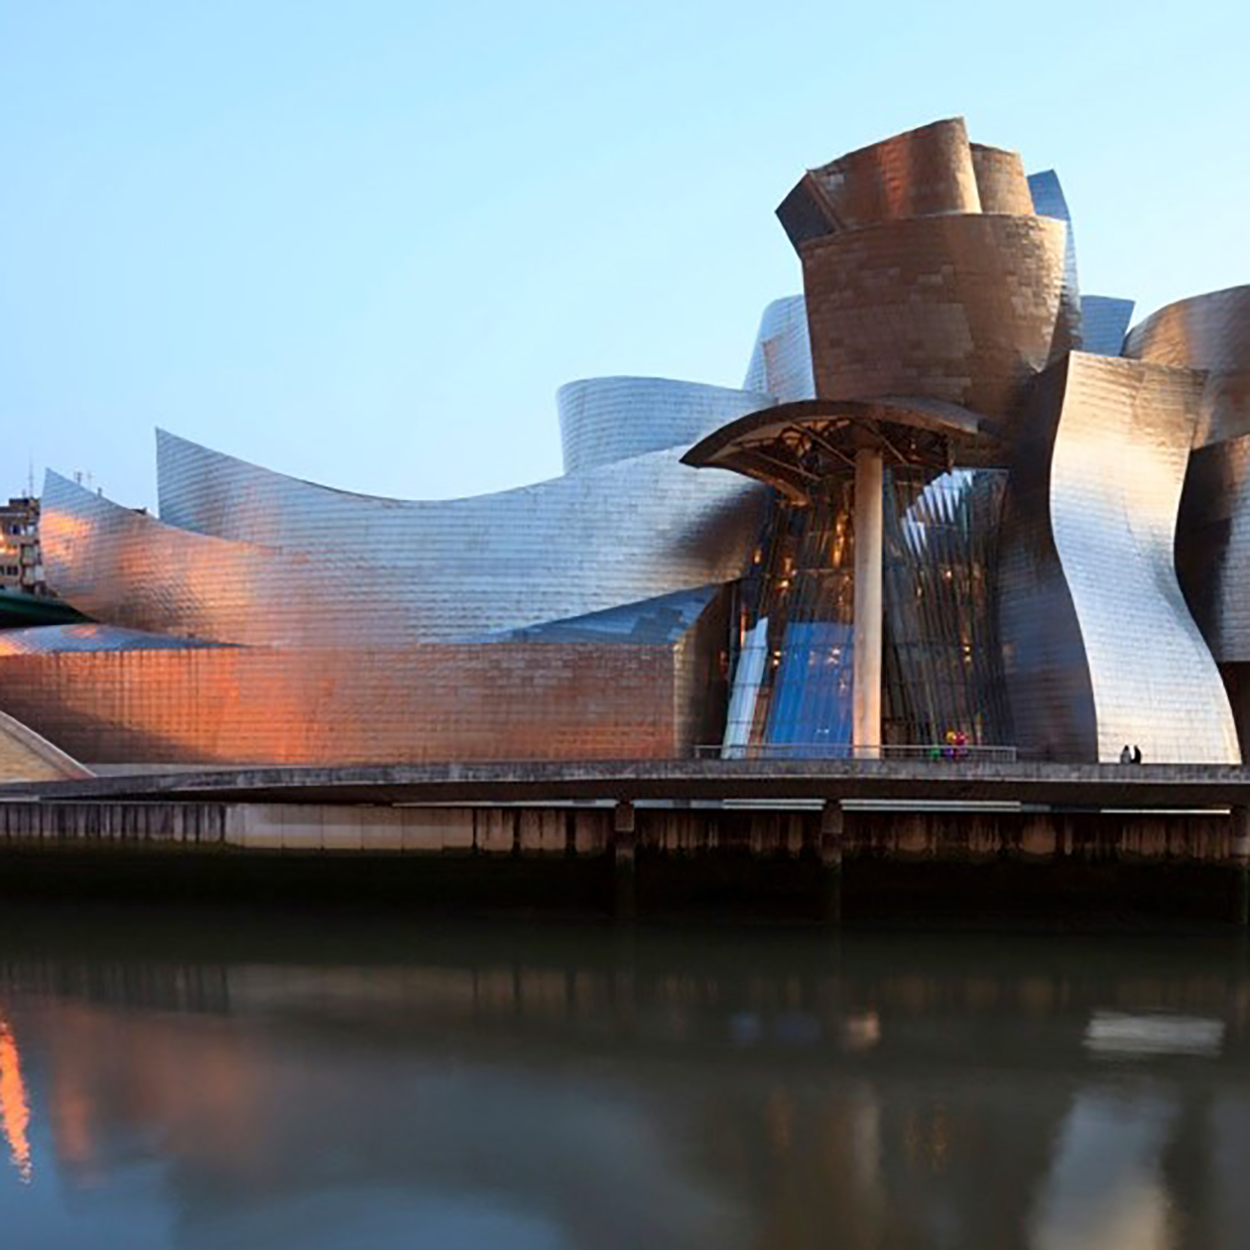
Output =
[
  {"x1": 11, "y1": 756, "x2": 1250, "y2": 808},
  {"x1": 1, "y1": 758, "x2": 1249, "y2": 922}
]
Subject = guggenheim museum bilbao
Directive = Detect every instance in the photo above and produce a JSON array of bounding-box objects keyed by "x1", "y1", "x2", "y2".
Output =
[{"x1": 2, "y1": 116, "x2": 1249, "y2": 769}]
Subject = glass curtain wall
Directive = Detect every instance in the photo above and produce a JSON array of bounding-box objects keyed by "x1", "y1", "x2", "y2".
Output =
[
  {"x1": 723, "y1": 484, "x2": 856, "y2": 757},
  {"x1": 883, "y1": 469, "x2": 1012, "y2": 747},
  {"x1": 722, "y1": 468, "x2": 1010, "y2": 757}
]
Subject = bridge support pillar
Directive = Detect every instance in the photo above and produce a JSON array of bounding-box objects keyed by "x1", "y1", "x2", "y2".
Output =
[
  {"x1": 1232, "y1": 806, "x2": 1250, "y2": 927},
  {"x1": 612, "y1": 801, "x2": 637, "y2": 922},
  {"x1": 819, "y1": 801, "x2": 844, "y2": 924}
]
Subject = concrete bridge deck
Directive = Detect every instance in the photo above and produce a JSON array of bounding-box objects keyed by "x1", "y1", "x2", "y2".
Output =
[{"x1": 7, "y1": 758, "x2": 1250, "y2": 809}]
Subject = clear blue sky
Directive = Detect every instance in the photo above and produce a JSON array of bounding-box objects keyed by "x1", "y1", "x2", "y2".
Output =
[{"x1": 2, "y1": 0, "x2": 1247, "y2": 507}]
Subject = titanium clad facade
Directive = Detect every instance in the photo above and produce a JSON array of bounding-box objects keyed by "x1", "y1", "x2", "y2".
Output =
[
  {"x1": 0, "y1": 641, "x2": 714, "y2": 766},
  {"x1": 969, "y1": 143, "x2": 1034, "y2": 215},
  {"x1": 1124, "y1": 286, "x2": 1250, "y2": 448},
  {"x1": 5, "y1": 114, "x2": 1246, "y2": 768},
  {"x1": 1176, "y1": 434, "x2": 1250, "y2": 661},
  {"x1": 777, "y1": 118, "x2": 982, "y2": 247},
  {"x1": 32, "y1": 392, "x2": 762, "y2": 762},
  {"x1": 998, "y1": 353, "x2": 1238, "y2": 763},
  {"x1": 556, "y1": 378, "x2": 773, "y2": 474},
  {"x1": 47, "y1": 441, "x2": 766, "y2": 644},
  {"x1": 799, "y1": 213, "x2": 1068, "y2": 422},
  {"x1": 1146, "y1": 288, "x2": 1250, "y2": 755},
  {"x1": 1175, "y1": 434, "x2": 1250, "y2": 750},
  {"x1": 1026, "y1": 170, "x2": 1084, "y2": 354},
  {"x1": 742, "y1": 296, "x2": 815, "y2": 403}
]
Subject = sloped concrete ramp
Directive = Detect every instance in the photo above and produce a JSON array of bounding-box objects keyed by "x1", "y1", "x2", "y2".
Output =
[{"x1": 0, "y1": 708, "x2": 93, "y2": 783}]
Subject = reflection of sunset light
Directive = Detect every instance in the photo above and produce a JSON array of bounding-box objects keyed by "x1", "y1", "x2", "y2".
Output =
[
  {"x1": 842, "y1": 1010, "x2": 881, "y2": 1051},
  {"x1": 0, "y1": 1019, "x2": 32, "y2": 1183}
]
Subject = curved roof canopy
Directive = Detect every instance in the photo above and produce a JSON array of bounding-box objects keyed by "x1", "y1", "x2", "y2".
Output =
[{"x1": 680, "y1": 397, "x2": 984, "y2": 503}]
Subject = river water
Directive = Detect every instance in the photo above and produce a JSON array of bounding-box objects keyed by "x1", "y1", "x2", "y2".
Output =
[{"x1": 0, "y1": 907, "x2": 1247, "y2": 1249}]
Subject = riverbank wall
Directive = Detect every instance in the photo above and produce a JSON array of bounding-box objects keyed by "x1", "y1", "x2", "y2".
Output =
[{"x1": 0, "y1": 800, "x2": 1243, "y2": 922}]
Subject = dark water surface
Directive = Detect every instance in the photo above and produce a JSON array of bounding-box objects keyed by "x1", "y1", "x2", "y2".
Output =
[{"x1": 0, "y1": 908, "x2": 1248, "y2": 1249}]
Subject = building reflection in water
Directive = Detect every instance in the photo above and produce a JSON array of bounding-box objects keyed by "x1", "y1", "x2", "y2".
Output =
[
  {"x1": 0, "y1": 1017, "x2": 32, "y2": 1184},
  {"x1": 0, "y1": 916, "x2": 1249, "y2": 1248}
]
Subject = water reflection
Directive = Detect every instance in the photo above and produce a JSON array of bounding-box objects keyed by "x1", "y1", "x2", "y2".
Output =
[
  {"x1": 0, "y1": 1018, "x2": 32, "y2": 1183},
  {"x1": 0, "y1": 909, "x2": 1248, "y2": 1249}
]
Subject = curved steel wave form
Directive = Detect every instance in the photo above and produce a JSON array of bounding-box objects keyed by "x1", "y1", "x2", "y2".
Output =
[
  {"x1": 48, "y1": 446, "x2": 766, "y2": 645},
  {"x1": 1124, "y1": 285, "x2": 1250, "y2": 448},
  {"x1": 1177, "y1": 432, "x2": 1250, "y2": 663},
  {"x1": 777, "y1": 118, "x2": 981, "y2": 247},
  {"x1": 742, "y1": 296, "x2": 815, "y2": 404},
  {"x1": 999, "y1": 353, "x2": 1238, "y2": 763},
  {"x1": 556, "y1": 378, "x2": 773, "y2": 474}
]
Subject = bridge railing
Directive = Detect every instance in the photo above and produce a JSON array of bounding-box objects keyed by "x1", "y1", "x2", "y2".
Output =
[{"x1": 692, "y1": 743, "x2": 1019, "y2": 763}]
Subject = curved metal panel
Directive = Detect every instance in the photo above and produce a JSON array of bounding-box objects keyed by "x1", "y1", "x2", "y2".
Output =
[
  {"x1": 776, "y1": 118, "x2": 980, "y2": 246},
  {"x1": 1026, "y1": 170, "x2": 1084, "y2": 354},
  {"x1": 50, "y1": 439, "x2": 765, "y2": 644},
  {"x1": 1123, "y1": 285, "x2": 1250, "y2": 448},
  {"x1": 798, "y1": 213, "x2": 1068, "y2": 424},
  {"x1": 682, "y1": 398, "x2": 981, "y2": 501},
  {"x1": 1026, "y1": 171, "x2": 1080, "y2": 285},
  {"x1": 742, "y1": 296, "x2": 815, "y2": 403},
  {"x1": 555, "y1": 377, "x2": 773, "y2": 474},
  {"x1": 999, "y1": 352, "x2": 1237, "y2": 763},
  {"x1": 1176, "y1": 432, "x2": 1250, "y2": 664},
  {"x1": 42, "y1": 469, "x2": 301, "y2": 646},
  {"x1": 969, "y1": 143, "x2": 1033, "y2": 215}
]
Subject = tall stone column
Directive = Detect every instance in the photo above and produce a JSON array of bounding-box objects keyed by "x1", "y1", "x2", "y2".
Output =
[{"x1": 852, "y1": 447, "x2": 883, "y2": 759}]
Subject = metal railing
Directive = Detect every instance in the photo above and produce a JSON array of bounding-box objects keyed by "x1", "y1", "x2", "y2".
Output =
[{"x1": 692, "y1": 743, "x2": 1018, "y2": 762}]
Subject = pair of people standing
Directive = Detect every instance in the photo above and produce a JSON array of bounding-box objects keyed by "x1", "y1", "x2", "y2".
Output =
[{"x1": 1119, "y1": 744, "x2": 1143, "y2": 765}]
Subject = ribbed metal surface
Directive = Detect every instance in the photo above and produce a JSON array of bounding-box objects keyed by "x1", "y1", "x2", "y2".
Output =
[
  {"x1": 555, "y1": 378, "x2": 773, "y2": 474},
  {"x1": 1124, "y1": 285, "x2": 1250, "y2": 448},
  {"x1": 42, "y1": 440, "x2": 765, "y2": 645},
  {"x1": 742, "y1": 296, "x2": 815, "y2": 403},
  {"x1": 999, "y1": 353, "x2": 1238, "y2": 763}
]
